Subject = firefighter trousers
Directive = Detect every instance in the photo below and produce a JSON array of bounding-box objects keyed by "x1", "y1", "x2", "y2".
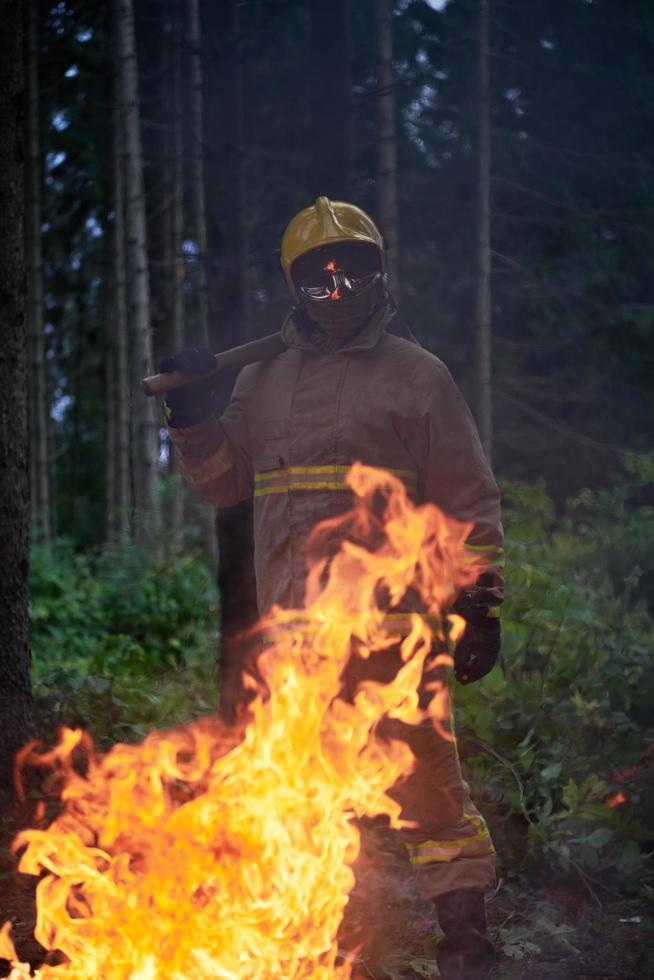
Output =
[
  {"x1": 341, "y1": 642, "x2": 496, "y2": 900},
  {"x1": 231, "y1": 627, "x2": 496, "y2": 900}
]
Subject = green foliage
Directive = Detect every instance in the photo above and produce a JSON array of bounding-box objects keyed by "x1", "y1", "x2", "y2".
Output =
[
  {"x1": 456, "y1": 456, "x2": 654, "y2": 894},
  {"x1": 28, "y1": 462, "x2": 654, "y2": 898},
  {"x1": 29, "y1": 541, "x2": 219, "y2": 746}
]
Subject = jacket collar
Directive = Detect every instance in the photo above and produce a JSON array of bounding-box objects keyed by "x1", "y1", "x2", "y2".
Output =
[{"x1": 281, "y1": 304, "x2": 395, "y2": 355}]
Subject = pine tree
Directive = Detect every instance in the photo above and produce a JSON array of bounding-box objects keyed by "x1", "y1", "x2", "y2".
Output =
[
  {"x1": 108, "y1": 28, "x2": 131, "y2": 540},
  {"x1": 474, "y1": 0, "x2": 493, "y2": 461},
  {"x1": 115, "y1": 0, "x2": 159, "y2": 536},
  {"x1": 188, "y1": 0, "x2": 210, "y2": 349},
  {"x1": 375, "y1": 0, "x2": 400, "y2": 297}
]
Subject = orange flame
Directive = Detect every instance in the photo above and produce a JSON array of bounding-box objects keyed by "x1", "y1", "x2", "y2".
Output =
[
  {"x1": 2, "y1": 464, "x2": 482, "y2": 979},
  {"x1": 323, "y1": 260, "x2": 342, "y2": 273},
  {"x1": 604, "y1": 743, "x2": 654, "y2": 808}
]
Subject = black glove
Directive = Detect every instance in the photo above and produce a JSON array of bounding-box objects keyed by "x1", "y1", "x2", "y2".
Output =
[
  {"x1": 159, "y1": 347, "x2": 216, "y2": 428},
  {"x1": 452, "y1": 592, "x2": 501, "y2": 684}
]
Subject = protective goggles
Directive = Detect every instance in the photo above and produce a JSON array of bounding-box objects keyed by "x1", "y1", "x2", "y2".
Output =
[{"x1": 292, "y1": 242, "x2": 382, "y2": 304}]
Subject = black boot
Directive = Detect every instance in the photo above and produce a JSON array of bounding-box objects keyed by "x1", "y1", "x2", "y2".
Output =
[{"x1": 433, "y1": 889, "x2": 495, "y2": 980}]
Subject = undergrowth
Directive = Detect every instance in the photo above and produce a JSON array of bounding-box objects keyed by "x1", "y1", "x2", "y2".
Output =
[
  {"x1": 29, "y1": 542, "x2": 219, "y2": 747},
  {"x1": 456, "y1": 452, "x2": 654, "y2": 902},
  {"x1": 28, "y1": 454, "x2": 654, "y2": 896}
]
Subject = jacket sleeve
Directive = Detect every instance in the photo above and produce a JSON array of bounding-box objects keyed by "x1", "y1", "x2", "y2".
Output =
[
  {"x1": 411, "y1": 360, "x2": 505, "y2": 605},
  {"x1": 167, "y1": 368, "x2": 254, "y2": 508}
]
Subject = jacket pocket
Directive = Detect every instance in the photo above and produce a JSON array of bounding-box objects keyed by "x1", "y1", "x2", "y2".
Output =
[{"x1": 253, "y1": 420, "x2": 288, "y2": 465}]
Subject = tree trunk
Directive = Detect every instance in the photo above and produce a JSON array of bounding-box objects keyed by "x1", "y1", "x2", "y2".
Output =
[
  {"x1": 0, "y1": 0, "x2": 34, "y2": 790},
  {"x1": 169, "y1": 3, "x2": 185, "y2": 547},
  {"x1": 184, "y1": 0, "x2": 216, "y2": 556},
  {"x1": 188, "y1": 0, "x2": 210, "y2": 349},
  {"x1": 115, "y1": 0, "x2": 159, "y2": 536},
  {"x1": 474, "y1": 0, "x2": 493, "y2": 462},
  {"x1": 109, "y1": 37, "x2": 131, "y2": 541},
  {"x1": 67, "y1": 293, "x2": 84, "y2": 537},
  {"x1": 375, "y1": 0, "x2": 400, "y2": 299},
  {"x1": 105, "y1": 327, "x2": 117, "y2": 538},
  {"x1": 26, "y1": 0, "x2": 52, "y2": 546}
]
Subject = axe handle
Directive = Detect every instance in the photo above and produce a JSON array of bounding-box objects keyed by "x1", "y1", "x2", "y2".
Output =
[{"x1": 140, "y1": 332, "x2": 287, "y2": 397}]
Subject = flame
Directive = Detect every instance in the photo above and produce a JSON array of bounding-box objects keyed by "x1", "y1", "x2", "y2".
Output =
[
  {"x1": 2, "y1": 464, "x2": 483, "y2": 979},
  {"x1": 604, "y1": 743, "x2": 654, "y2": 808},
  {"x1": 323, "y1": 260, "x2": 344, "y2": 301}
]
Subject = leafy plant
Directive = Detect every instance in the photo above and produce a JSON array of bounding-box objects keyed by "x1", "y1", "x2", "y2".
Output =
[
  {"x1": 455, "y1": 457, "x2": 654, "y2": 894},
  {"x1": 29, "y1": 541, "x2": 219, "y2": 746}
]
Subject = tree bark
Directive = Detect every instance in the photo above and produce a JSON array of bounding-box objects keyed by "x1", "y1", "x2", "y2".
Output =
[
  {"x1": 25, "y1": 0, "x2": 52, "y2": 545},
  {"x1": 188, "y1": 0, "x2": 210, "y2": 349},
  {"x1": 0, "y1": 0, "x2": 34, "y2": 790},
  {"x1": 375, "y1": 0, "x2": 400, "y2": 299},
  {"x1": 169, "y1": 3, "x2": 185, "y2": 547},
  {"x1": 185, "y1": 0, "x2": 217, "y2": 555},
  {"x1": 109, "y1": 36, "x2": 131, "y2": 540},
  {"x1": 115, "y1": 0, "x2": 159, "y2": 535},
  {"x1": 474, "y1": 0, "x2": 493, "y2": 462}
]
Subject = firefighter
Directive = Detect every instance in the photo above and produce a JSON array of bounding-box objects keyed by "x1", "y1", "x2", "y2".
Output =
[{"x1": 160, "y1": 197, "x2": 504, "y2": 980}]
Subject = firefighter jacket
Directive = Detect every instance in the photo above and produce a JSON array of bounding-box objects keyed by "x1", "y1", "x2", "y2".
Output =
[{"x1": 168, "y1": 306, "x2": 504, "y2": 616}]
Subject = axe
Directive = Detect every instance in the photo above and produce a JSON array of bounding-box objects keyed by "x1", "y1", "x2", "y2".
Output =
[{"x1": 140, "y1": 332, "x2": 287, "y2": 397}]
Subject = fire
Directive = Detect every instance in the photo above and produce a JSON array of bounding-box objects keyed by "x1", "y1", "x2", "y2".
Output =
[
  {"x1": 323, "y1": 260, "x2": 344, "y2": 300},
  {"x1": 2, "y1": 464, "x2": 482, "y2": 979},
  {"x1": 604, "y1": 743, "x2": 654, "y2": 808}
]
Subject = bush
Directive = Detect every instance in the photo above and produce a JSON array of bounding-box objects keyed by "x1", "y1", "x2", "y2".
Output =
[
  {"x1": 455, "y1": 457, "x2": 654, "y2": 895},
  {"x1": 29, "y1": 541, "x2": 219, "y2": 746}
]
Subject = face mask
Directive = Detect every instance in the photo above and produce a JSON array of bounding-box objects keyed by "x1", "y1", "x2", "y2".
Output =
[{"x1": 292, "y1": 242, "x2": 386, "y2": 332}]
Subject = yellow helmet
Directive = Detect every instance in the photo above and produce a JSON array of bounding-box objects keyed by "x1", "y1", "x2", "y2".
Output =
[{"x1": 281, "y1": 196, "x2": 385, "y2": 302}]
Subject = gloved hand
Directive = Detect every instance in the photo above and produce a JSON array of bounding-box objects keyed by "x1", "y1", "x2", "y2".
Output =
[
  {"x1": 452, "y1": 592, "x2": 501, "y2": 684},
  {"x1": 158, "y1": 347, "x2": 216, "y2": 428}
]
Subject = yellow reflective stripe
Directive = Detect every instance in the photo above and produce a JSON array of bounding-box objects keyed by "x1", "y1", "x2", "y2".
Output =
[
  {"x1": 382, "y1": 613, "x2": 441, "y2": 633},
  {"x1": 289, "y1": 481, "x2": 350, "y2": 491},
  {"x1": 285, "y1": 465, "x2": 416, "y2": 479},
  {"x1": 466, "y1": 543, "x2": 505, "y2": 568},
  {"x1": 262, "y1": 612, "x2": 442, "y2": 644},
  {"x1": 254, "y1": 481, "x2": 351, "y2": 497},
  {"x1": 408, "y1": 842, "x2": 495, "y2": 864},
  {"x1": 254, "y1": 466, "x2": 418, "y2": 497},
  {"x1": 254, "y1": 465, "x2": 417, "y2": 485},
  {"x1": 253, "y1": 485, "x2": 289, "y2": 497},
  {"x1": 407, "y1": 831, "x2": 494, "y2": 865},
  {"x1": 406, "y1": 828, "x2": 492, "y2": 855},
  {"x1": 406, "y1": 809, "x2": 494, "y2": 865}
]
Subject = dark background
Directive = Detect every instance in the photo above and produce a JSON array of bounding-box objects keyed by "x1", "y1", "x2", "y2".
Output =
[{"x1": 34, "y1": 0, "x2": 654, "y2": 545}]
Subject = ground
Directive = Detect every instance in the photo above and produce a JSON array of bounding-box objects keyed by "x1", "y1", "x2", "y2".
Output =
[
  {"x1": 1, "y1": 803, "x2": 651, "y2": 978},
  {"x1": 341, "y1": 821, "x2": 653, "y2": 978}
]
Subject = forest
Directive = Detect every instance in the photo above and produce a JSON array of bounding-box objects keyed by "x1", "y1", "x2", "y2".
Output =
[{"x1": 0, "y1": 0, "x2": 653, "y2": 976}]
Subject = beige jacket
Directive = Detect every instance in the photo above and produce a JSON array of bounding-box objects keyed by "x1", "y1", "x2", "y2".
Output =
[{"x1": 169, "y1": 308, "x2": 504, "y2": 616}]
